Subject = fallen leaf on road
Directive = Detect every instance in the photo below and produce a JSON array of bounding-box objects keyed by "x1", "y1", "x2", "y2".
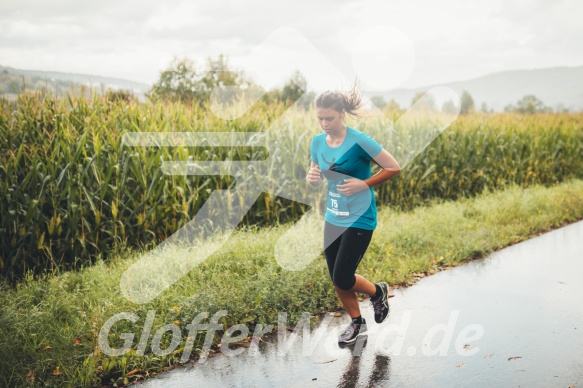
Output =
[{"x1": 457, "y1": 363, "x2": 464, "y2": 368}]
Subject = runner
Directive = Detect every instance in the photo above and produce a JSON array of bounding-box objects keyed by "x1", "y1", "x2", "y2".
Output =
[{"x1": 306, "y1": 82, "x2": 401, "y2": 345}]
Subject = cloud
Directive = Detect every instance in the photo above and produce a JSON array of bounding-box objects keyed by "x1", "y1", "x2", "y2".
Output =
[{"x1": 0, "y1": 0, "x2": 581, "y2": 89}]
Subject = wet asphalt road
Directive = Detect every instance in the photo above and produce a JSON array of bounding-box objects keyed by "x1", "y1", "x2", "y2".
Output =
[{"x1": 136, "y1": 220, "x2": 583, "y2": 387}]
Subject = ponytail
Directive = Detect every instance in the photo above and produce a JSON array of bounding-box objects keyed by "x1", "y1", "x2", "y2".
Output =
[{"x1": 314, "y1": 78, "x2": 364, "y2": 119}]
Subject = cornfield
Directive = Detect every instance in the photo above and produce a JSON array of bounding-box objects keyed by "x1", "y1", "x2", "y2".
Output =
[{"x1": 1, "y1": 90, "x2": 582, "y2": 280}]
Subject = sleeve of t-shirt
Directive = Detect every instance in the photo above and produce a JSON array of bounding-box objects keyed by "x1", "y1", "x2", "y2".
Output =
[
  {"x1": 359, "y1": 133, "x2": 383, "y2": 161},
  {"x1": 310, "y1": 136, "x2": 318, "y2": 163}
]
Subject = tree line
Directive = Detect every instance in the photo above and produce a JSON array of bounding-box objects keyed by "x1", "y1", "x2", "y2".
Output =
[
  {"x1": 370, "y1": 90, "x2": 566, "y2": 114},
  {"x1": 145, "y1": 54, "x2": 316, "y2": 110}
]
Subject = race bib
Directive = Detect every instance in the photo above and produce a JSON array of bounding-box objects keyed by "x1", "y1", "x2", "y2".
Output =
[{"x1": 327, "y1": 188, "x2": 349, "y2": 217}]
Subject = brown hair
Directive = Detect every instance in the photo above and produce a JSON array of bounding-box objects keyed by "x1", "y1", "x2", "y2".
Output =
[{"x1": 314, "y1": 78, "x2": 364, "y2": 119}]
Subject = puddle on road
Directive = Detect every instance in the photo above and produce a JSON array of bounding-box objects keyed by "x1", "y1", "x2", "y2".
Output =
[{"x1": 136, "y1": 220, "x2": 583, "y2": 387}]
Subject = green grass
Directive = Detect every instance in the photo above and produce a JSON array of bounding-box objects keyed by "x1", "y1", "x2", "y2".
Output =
[{"x1": 1, "y1": 178, "x2": 583, "y2": 386}]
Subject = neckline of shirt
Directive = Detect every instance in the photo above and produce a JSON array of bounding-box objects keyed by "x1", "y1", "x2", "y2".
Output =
[{"x1": 324, "y1": 126, "x2": 352, "y2": 149}]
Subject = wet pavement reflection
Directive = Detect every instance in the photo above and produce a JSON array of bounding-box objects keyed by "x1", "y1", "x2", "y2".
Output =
[{"x1": 136, "y1": 220, "x2": 583, "y2": 387}]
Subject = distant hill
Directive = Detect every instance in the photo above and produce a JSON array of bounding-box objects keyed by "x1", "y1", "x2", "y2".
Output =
[
  {"x1": 366, "y1": 65, "x2": 583, "y2": 112},
  {"x1": 3, "y1": 64, "x2": 582, "y2": 111},
  {"x1": 0, "y1": 65, "x2": 150, "y2": 101}
]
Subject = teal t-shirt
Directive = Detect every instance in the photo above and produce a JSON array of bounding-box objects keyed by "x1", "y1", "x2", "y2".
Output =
[{"x1": 310, "y1": 126, "x2": 383, "y2": 230}]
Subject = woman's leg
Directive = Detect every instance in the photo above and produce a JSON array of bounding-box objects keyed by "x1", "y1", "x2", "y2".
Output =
[
  {"x1": 325, "y1": 224, "x2": 376, "y2": 318},
  {"x1": 323, "y1": 221, "x2": 344, "y2": 283},
  {"x1": 343, "y1": 274, "x2": 376, "y2": 295},
  {"x1": 324, "y1": 223, "x2": 361, "y2": 308},
  {"x1": 334, "y1": 275, "x2": 376, "y2": 318}
]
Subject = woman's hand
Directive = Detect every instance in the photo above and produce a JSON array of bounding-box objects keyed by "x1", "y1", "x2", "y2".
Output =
[
  {"x1": 306, "y1": 163, "x2": 323, "y2": 186},
  {"x1": 337, "y1": 178, "x2": 369, "y2": 196}
]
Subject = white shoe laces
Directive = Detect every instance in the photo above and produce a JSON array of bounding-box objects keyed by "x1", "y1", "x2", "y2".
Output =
[
  {"x1": 373, "y1": 300, "x2": 384, "y2": 314},
  {"x1": 342, "y1": 321, "x2": 358, "y2": 336}
]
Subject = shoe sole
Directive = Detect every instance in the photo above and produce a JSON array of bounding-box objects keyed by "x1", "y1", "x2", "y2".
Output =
[{"x1": 338, "y1": 325, "x2": 368, "y2": 345}]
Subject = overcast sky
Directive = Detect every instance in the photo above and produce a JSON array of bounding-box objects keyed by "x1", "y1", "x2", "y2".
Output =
[{"x1": 1, "y1": 0, "x2": 582, "y2": 92}]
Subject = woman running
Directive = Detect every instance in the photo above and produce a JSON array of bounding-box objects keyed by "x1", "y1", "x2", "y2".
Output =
[{"x1": 306, "y1": 83, "x2": 401, "y2": 345}]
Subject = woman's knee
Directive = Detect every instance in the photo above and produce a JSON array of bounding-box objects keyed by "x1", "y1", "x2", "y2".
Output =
[{"x1": 333, "y1": 274, "x2": 355, "y2": 291}]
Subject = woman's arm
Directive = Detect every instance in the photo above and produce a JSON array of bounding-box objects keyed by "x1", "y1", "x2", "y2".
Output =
[
  {"x1": 364, "y1": 149, "x2": 401, "y2": 188},
  {"x1": 336, "y1": 149, "x2": 401, "y2": 196}
]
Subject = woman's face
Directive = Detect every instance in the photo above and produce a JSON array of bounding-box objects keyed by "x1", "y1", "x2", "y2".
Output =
[{"x1": 316, "y1": 107, "x2": 345, "y2": 134}]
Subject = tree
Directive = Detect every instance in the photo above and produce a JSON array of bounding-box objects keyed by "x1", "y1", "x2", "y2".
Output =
[
  {"x1": 411, "y1": 91, "x2": 436, "y2": 111},
  {"x1": 268, "y1": 70, "x2": 315, "y2": 110},
  {"x1": 515, "y1": 95, "x2": 552, "y2": 114},
  {"x1": 460, "y1": 90, "x2": 474, "y2": 114},
  {"x1": 504, "y1": 95, "x2": 553, "y2": 114},
  {"x1": 148, "y1": 54, "x2": 253, "y2": 107},
  {"x1": 148, "y1": 57, "x2": 202, "y2": 104},
  {"x1": 370, "y1": 95, "x2": 387, "y2": 109},
  {"x1": 441, "y1": 99, "x2": 458, "y2": 114},
  {"x1": 106, "y1": 89, "x2": 135, "y2": 103},
  {"x1": 200, "y1": 54, "x2": 250, "y2": 100},
  {"x1": 281, "y1": 70, "x2": 306, "y2": 103},
  {"x1": 386, "y1": 98, "x2": 400, "y2": 111},
  {"x1": 282, "y1": 70, "x2": 314, "y2": 110}
]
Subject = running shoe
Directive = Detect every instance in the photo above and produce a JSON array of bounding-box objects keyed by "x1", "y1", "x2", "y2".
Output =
[
  {"x1": 371, "y1": 282, "x2": 390, "y2": 323},
  {"x1": 338, "y1": 318, "x2": 368, "y2": 344}
]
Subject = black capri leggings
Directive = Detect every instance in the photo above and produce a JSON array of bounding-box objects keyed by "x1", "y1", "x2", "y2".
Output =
[{"x1": 324, "y1": 221, "x2": 374, "y2": 291}]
